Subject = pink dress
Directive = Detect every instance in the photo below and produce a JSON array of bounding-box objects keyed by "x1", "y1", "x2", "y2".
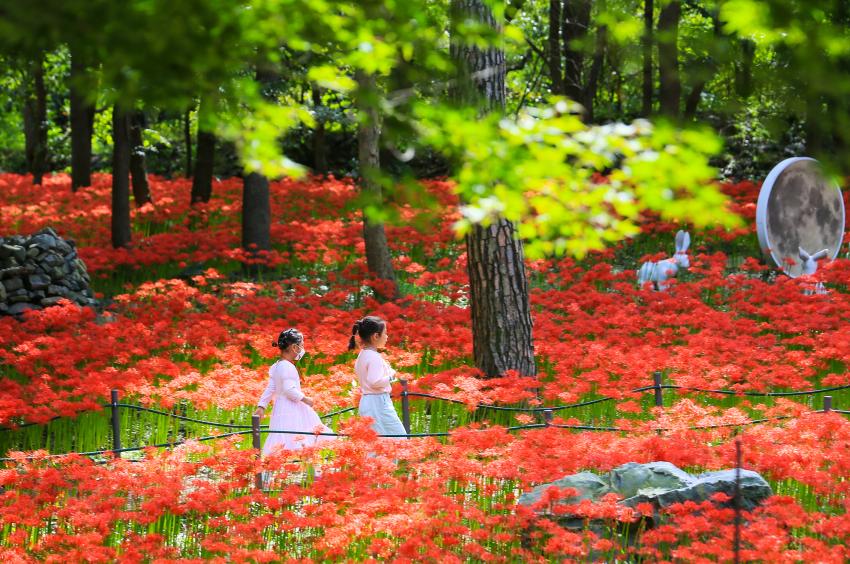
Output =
[{"x1": 257, "y1": 359, "x2": 332, "y2": 455}]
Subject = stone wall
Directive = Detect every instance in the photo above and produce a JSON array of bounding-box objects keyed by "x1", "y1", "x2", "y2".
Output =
[{"x1": 0, "y1": 228, "x2": 96, "y2": 316}]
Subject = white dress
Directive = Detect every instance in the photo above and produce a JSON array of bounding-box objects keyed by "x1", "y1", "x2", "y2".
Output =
[{"x1": 257, "y1": 360, "x2": 332, "y2": 455}]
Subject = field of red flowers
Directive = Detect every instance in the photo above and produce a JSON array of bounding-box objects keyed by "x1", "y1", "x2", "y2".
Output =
[{"x1": 1, "y1": 172, "x2": 849, "y2": 562}]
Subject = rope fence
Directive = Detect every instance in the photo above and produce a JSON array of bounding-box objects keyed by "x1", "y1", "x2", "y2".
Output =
[{"x1": 0, "y1": 370, "x2": 847, "y2": 466}]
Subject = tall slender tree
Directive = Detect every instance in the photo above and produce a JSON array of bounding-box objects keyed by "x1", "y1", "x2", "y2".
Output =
[
  {"x1": 311, "y1": 84, "x2": 328, "y2": 175},
  {"x1": 241, "y1": 72, "x2": 273, "y2": 271},
  {"x1": 657, "y1": 0, "x2": 681, "y2": 117},
  {"x1": 129, "y1": 110, "x2": 152, "y2": 206},
  {"x1": 452, "y1": 0, "x2": 536, "y2": 378},
  {"x1": 111, "y1": 106, "x2": 132, "y2": 248},
  {"x1": 355, "y1": 71, "x2": 399, "y2": 300},
  {"x1": 191, "y1": 97, "x2": 216, "y2": 204},
  {"x1": 69, "y1": 51, "x2": 95, "y2": 191},
  {"x1": 22, "y1": 54, "x2": 48, "y2": 185},
  {"x1": 184, "y1": 106, "x2": 193, "y2": 178},
  {"x1": 641, "y1": 0, "x2": 654, "y2": 116}
]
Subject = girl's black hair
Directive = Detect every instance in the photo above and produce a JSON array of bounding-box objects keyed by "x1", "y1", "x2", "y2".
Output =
[
  {"x1": 348, "y1": 316, "x2": 386, "y2": 350},
  {"x1": 273, "y1": 328, "x2": 303, "y2": 349}
]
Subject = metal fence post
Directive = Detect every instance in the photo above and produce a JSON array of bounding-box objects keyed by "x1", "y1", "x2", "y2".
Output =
[
  {"x1": 733, "y1": 438, "x2": 742, "y2": 564},
  {"x1": 400, "y1": 379, "x2": 411, "y2": 435},
  {"x1": 543, "y1": 409, "x2": 553, "y2": 426},
  {"x1": 110, "y1": 389, "x2": 121, "y2": 458},
  {"x1": 653, "y1": 371, "x2": 663, "y2": 407},
  {"x1": 252, "y1": 415, "x2": 263, "y2": 490},
  {"x1": 823, "y1": 396, "x2": 832, "y2": 412}
]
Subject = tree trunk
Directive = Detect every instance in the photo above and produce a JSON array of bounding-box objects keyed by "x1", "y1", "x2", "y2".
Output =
[
  {"x1": 241, "y1": 172, "x2": 271, "y2": 266},
  {"x1": 312, "y1": 85, "x2": 328, "y2": 174},
  {"x1": 657, "y1": 0, "x2": 681, "y2": 118},
  {"x1": 111, "y1": 106, "x2": 132, "y2": 248},
  {"x1": 583, "y1": 22, "x2": 607, "y2": 122},
  {"x1": 548, "y1": 0, "x2": 564, "y2": 95},
  {"x1": 805, "y1": 94, "x2": 825, "y2": 156},
  {"x1": 466, "y1": 222, "x2": 537, "y2": 377},
  {"x1": 684, "y1": 80, "x2": 707, "y2": 120},
  {"x1": 191, "y1": 98, "x2": 216, "y2": 204},
  {"x1": 641, "y1": 0, "x2": 654, "y2": 115},
  {"x1": 356, "y1": 71, "x2": 399, "y2": 300},
  {"x1": 735, "y1": 39, "x2": 755, "y2": 99},
  {"x1": 23, "y1": 55, "x2": 48, "y2": 185},
  {"x1": 129, "y1": 110, "x2": 152, "y2": 206},
  {"x1": 562, "y1": 0, "x2": 591, "y2": 105},
  {"x1": 241, "y1": 72, "x2": 273, "y2": 272},
  {"x1": 191, "y1": 131, "x2": 216, "y2": 204},
  {"x1": 184, "y1": 107, "x2": 193, "y2": 178},
  {"x1": 451, "y1": 0, "x2": 506, "y2": 110},
  {"x1": 70, "y1": 52, "x2": 95, "y2": 191},
  {"x1": 452, "y1": 0, "x2": 537, "y2": 378}
]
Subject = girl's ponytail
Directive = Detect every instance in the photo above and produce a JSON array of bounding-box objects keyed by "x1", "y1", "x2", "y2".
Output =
[{"x1": 347, "y1": 321, "x2": 360, "y2": 351}]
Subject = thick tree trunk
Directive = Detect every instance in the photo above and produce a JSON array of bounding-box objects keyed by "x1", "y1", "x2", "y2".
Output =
[
  {"x1": 184, "y1": 107, "x2": 193, "y2": 178},
  {"x1": 191, "y1": 98, "x2": 216, "y2": 204},
  {"x1": 241, "y1": 172, "x2": 271, "y2": 264},
  {"x1": 312, "y1": 85, "x2": 328, "y2": 175},
  {"x1": 111, "y1": 106, "x2": 132, "y2": 248},
  {"x1": 641, "y1": 0, "x2": 654, "y2": 115},
  {"x1": 356, "y1": 71, "x2": 399, "y2": 300},
  {"x1": 452, "y1": 0, "x2": 537, "y2": 378},
  {"x1": 657, "y1": 0, "x2": 681, "y2": 118},
  {"x1": 466, "y1": 222, "x2": 536, "y2": 377},
  {"x1": 548, "y1": 0, "x2": 564, "y2": 95},
  {"x1": 451, "y1": 0, "x2": 506, "y2": 110},
  {"x1": 23, "y1": 55, "x2": 48, "y2": 185},
  {"x1": 129, "y1": 111, "x2": 152, "y2": 207},
  {"x1": 69, "y1": 53, "x2": 94, "y2": 191},
  {"x1": 562, "y1": 0, "x2": 591, "y2": 105}
]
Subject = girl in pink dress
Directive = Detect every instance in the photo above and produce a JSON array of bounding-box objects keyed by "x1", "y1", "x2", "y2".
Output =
[{"x1": 253, "y1": 328, "x2": 332, "y2": 455}]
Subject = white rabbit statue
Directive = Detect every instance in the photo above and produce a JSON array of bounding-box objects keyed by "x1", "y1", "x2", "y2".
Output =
[
  {"x1": 799, "y1": 247, "x2": 828, "y2": 295},
  {"x1": 637, "y1": 230, "x2": 691, "y2": 291}
]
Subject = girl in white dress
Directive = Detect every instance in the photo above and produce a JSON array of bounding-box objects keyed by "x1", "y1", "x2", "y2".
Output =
[
  {"x1": 349, "y1": 316, "x2": 407, "y2": 437},
  {"x1": 253, "y1": 328, "x2": 332, "y2": 455}
]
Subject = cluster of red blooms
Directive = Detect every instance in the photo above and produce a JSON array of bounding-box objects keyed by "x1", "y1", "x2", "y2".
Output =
[
  {"x1": 1, "y1": 172, "x2": 849, "y2": 560},
  {"x1": 1, "y1": 413, "x2": 848, "y2": 561}
]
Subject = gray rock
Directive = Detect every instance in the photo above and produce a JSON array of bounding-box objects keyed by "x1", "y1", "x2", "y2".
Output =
[
  {"x1": 8, "y1": 245, "x2": 25, "y2": 263},
  {"x1": 0, "y1": 266, "x2": 29, "y2": 279},
  {"x1": 26, "y1": 274, "x2": 50, "y2": 291},
  {"x1": 2, "y1": 277, "x2": 23, "y2": 292},
  {"x1": 34, "y1": 226, "x2": 59, "y2": 239},
  {"x1": 1, "y1": 229, "x2": 94, "y2": 315},
  {"x1": 518, "y1": 471, "x2": 610, "y2": 508},
  {"x1": 55, "y1": 239, "x2": 72, "y2": 255},
  {"x1": 609, "y1": 462, "x2": 694, "y2": 499},
  {"x1": 47, "y1": 284, "x2": 69, "y2": 297},
  {"x1": 41, "y1": 252, "x2": 64, "y2": 268},
  {"x1": 8, "y1": 302, "x2": 37, "y2": 315},
  {"x1": 30, "y1": 233, "x2": 57, "y2": 251},
  {"x1": 522, "y1": 462, "x2": 773, "y2": 527}
]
